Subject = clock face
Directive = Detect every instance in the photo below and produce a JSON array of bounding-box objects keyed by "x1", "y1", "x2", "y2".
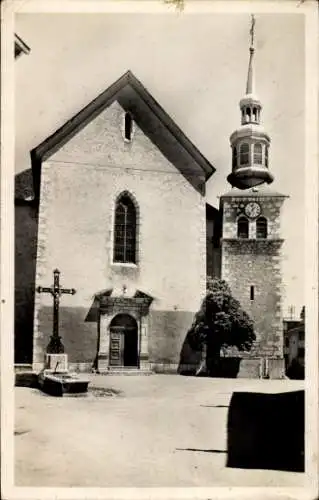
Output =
[{"x1": 244, "y1": 202, "x2": 261, "y2": 218}]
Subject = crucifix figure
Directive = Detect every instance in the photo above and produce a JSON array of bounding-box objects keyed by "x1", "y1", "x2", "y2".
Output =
[{"x1": 37, "y1": 269, "x2": 76, "y2": 354}]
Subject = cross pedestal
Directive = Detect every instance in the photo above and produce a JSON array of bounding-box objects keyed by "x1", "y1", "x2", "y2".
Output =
[
  {"x1": 37, "y1": 269, "x2": 76, "y2": 371},
  {"x1": 45, "y1": 353, "x2": 69, "y2": 373}
]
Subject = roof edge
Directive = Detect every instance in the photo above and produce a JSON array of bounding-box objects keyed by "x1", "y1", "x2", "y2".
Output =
[{"x1": 31, "y1": 70, "x2": 215, "y2": 181}]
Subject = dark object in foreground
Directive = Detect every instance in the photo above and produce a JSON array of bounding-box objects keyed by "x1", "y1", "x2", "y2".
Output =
[
  {"x1": 38, "y1": 370, "x2": 90, "y2": 397},
  {"x1": 227, "y1": 390, "x2": 304, "y2": 472},
  {"x1": 15, "y1": 371, "x2": 39, "y2": 388},
  {"x1": 287, "y1": 358, "x2": 305, "y2": 380}
]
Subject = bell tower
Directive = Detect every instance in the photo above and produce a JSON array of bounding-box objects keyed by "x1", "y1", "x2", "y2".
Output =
[
  {"x1": 227, "y1": 14, "x2": 273, "y2": 189},
  {"x1": 220, "y1": 15, "x2": 288, "y2": 379}
]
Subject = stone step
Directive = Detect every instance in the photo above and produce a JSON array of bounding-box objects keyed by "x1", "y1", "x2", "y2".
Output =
[
  {"x1": 104, "y1": 367, "x2": 153, "y2": 376},
  {"x1": 15, "y1": 364, "x2": 33, "y2": 372}
]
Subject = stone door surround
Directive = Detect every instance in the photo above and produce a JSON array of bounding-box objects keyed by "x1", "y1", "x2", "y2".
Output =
[{"x1": 96, "y1": 289, "x2": 153, "y2": 372}]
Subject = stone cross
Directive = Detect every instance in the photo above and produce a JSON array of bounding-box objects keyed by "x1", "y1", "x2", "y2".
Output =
[{"x1": 37, "y1": 269, "x2": 76, "y2": 354}]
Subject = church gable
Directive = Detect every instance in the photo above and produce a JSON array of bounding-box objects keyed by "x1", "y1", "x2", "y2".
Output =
[
  {"x1": 49, "y1": 100, "x2": 186, "y2": 180},
  {"x1": 31, "y1": 71, "x2": 215, "y2": 197}
]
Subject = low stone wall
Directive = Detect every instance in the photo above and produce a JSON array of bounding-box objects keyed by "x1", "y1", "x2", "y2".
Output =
[{"x1": 150, "y1": 363, "x2": 179, "y2": 374}]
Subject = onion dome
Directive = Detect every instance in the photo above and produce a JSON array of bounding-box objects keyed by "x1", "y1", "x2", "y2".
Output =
[{"x1": 227, "y1": 15, "x2": 274, "y2": 190}]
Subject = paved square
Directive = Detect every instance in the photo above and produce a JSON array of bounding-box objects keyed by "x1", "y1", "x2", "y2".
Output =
[{"x1": 15, "y1": 375, "x2": 305, "y2": 487}]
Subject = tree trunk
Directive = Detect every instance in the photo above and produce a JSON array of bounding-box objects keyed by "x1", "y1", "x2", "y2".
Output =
[
  {"x1": 206, "y1": 341, "x2": 222, "y2": 377},
  {"x1": 195, "y1": 343, "x2": 207, "y2": 376}
]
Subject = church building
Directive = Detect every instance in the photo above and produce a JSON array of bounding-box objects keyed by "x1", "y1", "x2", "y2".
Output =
[
  {"x1": 29, "y1": 69, "x2": 214, "y2": 373},
  {"x1": 15, "y1": 19, "x2": 287, "y2": 378}
]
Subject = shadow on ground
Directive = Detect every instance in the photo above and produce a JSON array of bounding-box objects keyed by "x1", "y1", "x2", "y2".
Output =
[
  {"x1": 176, "y1": 448, "x2": 226, "y2": 454},
  {"x1": 177, "y1": 390, "x2": 304, "y2": 474},
  {"x1": 227, "y1": 390, "x2": 304, "y2": 472}
]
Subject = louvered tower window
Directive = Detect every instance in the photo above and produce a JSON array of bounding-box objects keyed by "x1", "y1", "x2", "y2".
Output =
[
  {"x1": 237, "y1": 216, "x2": 249, "y2": 239},
  {"x1": 113, "y1": 193, "x2": 137, "y2": 263},
  {"x1": 240, "y1": 143, "x2": 250, "y2": 165},
  {"x1": 256, "y1": 216, "x2": 268, "y2": 239},
  {"x1": 232, "y1": 146, "x2": 238, "y2": 169},
  {"x1": 254, "y1": 143, "x2": 262, "y2": 164}
]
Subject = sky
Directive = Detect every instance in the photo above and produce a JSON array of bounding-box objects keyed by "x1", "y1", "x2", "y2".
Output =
[{"x1": 15, "y1": 10, "x2": 305, "y2": 317}]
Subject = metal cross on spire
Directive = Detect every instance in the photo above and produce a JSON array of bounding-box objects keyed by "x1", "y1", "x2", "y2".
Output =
[
  {"x1": 250, "y1": 14, "x2": 256, "y2": 49},
  {"x1": 246, "y1": 14, "x2": 256, "y2": 94}
]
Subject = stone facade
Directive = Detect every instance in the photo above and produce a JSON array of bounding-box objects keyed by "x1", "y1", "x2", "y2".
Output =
[
  {"x1": 220, "y1": 191, "x2": 286, "y2": 378},
  {"x1": 32, "y1": 99, "x2": 207, "y2": 372}
]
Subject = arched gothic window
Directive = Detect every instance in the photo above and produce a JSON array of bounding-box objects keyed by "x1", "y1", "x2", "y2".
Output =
[
  {"x1": 113, "y1": 193, "x2": 137, "y2": 263},
  {"x1": 240, "y1": 143, "x2": 250, "y2": 165},
  {"x1": 237, "y1": 216, "x2": 249, "y2": 239},
  {"x1": 232, "y1": 146, "x2": 238, "y2": 169},
  {"x1": 254, "y1": 143, "x2": 263, "y2": 164},
  {"x1": 256, "y1": 216, "x2": 268, "y2": 239}
]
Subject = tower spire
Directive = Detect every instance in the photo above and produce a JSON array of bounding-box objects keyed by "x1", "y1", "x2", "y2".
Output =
[
  {"x1": 246, "y1": 14, "x2": 256, "y2": 95},
  {"x1": 227, "y1": 14, "x2": 274, "y2": 190}
]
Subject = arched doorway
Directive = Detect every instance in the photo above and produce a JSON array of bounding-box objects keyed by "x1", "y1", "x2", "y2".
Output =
[{"x1": 109, "y1": 314, "x2": 138, "y2": 367}]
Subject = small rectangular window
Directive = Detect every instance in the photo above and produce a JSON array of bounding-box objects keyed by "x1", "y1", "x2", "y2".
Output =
[{"x1": 250, "y1": 286, "x2": 255, "y2": 301}]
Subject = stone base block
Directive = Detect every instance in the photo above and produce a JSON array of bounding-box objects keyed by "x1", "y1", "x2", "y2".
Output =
[
  {"x1": 238, "y1": 357, "x2": 285, "y2": 379},
  {"x1": 140, "y1": 359, "x2": 151, "y2": 371},
  {"x1": 45, "y1": 353, "x2": 68, "y2": 372},
  {"x1": 237, "y1": 359, "x2": 261, "y2": 378},
  {"x1": 268, "y1": 358, "x2": 285, "y2": 379},
  {"x1": 96, "y1": 354, "x2": 109, "y2": 373}
]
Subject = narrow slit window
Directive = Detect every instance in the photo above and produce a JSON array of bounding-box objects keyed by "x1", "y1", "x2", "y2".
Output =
[
  {"x1": 250, "y1": 286, "x2": 255, "y2": 301},
  {"x1": 124, "y1": 112, "x2": 133, "y2": 142}
]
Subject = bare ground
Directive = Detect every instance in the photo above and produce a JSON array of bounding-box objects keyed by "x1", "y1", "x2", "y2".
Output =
[{"x1": 14, "y1": 374, "x2": 305, "y2": 487}]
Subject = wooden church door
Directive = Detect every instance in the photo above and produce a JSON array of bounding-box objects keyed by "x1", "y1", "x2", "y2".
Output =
[
  {"x1": 109, "y1": 314, "x2": 138, "y2": 367},
  {"x1": 109, "y1": 327, "x2": 125, "y2": 366}
]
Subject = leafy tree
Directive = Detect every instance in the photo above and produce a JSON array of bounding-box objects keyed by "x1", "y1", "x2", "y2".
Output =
[{"x1": 187, "y1": 278, "x2": 255, "y2": 375}]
